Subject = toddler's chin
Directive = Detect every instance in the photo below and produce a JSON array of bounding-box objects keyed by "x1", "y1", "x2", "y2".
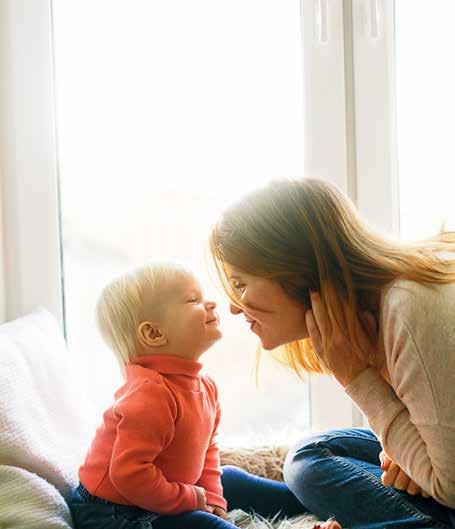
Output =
[{"x1": 206, "y1": 331, "x2": 223, "y2": 349}]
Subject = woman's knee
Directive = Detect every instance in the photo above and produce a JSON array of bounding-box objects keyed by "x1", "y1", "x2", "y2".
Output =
[
  {"x1": 284, "y1": 434, "x2": 324, "y2": 492},
  {"x1": 284, "y1": 428, "x2": 379, "y2": 492}
]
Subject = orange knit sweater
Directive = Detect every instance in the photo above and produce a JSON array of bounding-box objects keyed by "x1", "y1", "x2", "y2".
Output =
[{"x1": 79, "y1": 354, "x2": 226, "y2": 514}]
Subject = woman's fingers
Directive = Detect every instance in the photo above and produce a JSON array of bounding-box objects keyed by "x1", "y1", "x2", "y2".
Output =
[
  {"x1": 322, "y1": 283, "x2": 348, "y2": 333},
  {"x1": 406, "y1": 480, "x2": 422, "y2": 496},
  {"x1": 360, "y1": 311, "x2": 377, "y2": 344},
  {"x1": 381, "y1": 461, "x2": 401, "y2": 487},
  {"x1": 361, "y1": 311, "x2": 377, "y2": 336},
  {"x1": 356, "y1": 310, "x2": 378, "y2": 355},
  {"x1": 379, "y1": 450, "x2": 392, "y2": 471},
  {"x1": 393, "y1": 469, "x2": 411, "y2": 491},
  {"x1": 379, "y1": 452, "x2": 429, "y2": 499},
  {"x1": 309, "y1": 291, "x2": 330, "y2": 339},
  {"x1": 306, "y1": 309, "x2": 322, "y2": 354}
]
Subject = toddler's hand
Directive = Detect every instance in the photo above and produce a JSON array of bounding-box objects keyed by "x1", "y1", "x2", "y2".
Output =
[
  {"x1": 379, "y1": 451, "x2": 430, "y2": 498},
  {"x1": 211, "y1": 506, "x2": 228, "y2": 519},
  {"x1": 195, "y1": 486, "x2": 208, "y2": 511}
]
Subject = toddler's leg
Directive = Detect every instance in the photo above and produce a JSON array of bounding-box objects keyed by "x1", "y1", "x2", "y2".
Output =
[
  {"x1": 221, "y1": 465, "x2": 307, "y2": 518},
  {"x1": 153, "y1": 510, "x2": 237, "y2": 529}
]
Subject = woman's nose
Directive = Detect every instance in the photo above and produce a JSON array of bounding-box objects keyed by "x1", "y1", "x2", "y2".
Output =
[{"x1": 230, "y1": 303, "x2": 243, "y2": 315}]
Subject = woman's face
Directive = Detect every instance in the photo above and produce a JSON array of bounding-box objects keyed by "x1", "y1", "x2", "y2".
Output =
[{"x1": 224, "y1": 264, "x2": 309, "y2": 350}]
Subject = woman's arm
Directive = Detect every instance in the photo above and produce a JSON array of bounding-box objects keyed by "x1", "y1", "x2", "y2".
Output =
[{"x1": 345, "y1": 281, "x2": 455, "y2": 507}]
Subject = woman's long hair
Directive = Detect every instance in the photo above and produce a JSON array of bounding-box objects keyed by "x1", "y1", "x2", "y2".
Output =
[{"x1": 209, "y1": 178, "x2": 455, "y2": 376}]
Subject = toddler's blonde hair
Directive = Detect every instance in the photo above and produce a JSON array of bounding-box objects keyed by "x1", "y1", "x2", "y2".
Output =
[{"x1": 96, "y1": 261, "x2": 190, "y2": 373}]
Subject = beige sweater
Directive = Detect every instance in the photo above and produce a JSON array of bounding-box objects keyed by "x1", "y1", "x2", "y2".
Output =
[{"x1": 345, "y1": 279, "x2": 455, "y2": 508}]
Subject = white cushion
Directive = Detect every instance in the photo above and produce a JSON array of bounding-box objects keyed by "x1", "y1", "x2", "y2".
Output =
[
  {"x1": 0, "y1": 308, "x2": 95, "y2": 527},
  {"x1": 0, "y1": 465, "x2": 73, "y2": 529}
]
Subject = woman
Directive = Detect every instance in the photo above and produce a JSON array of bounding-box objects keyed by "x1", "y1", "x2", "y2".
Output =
[{"x1": 209, "y1": 178, "x2": 455, "y2": 529}]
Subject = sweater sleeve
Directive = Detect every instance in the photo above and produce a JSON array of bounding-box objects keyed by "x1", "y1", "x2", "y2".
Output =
[
  {"x1": 345, "y1": 281, "x2": 455, "y2": 508},
  {"x1": 109, "y1": 380, "x2": 198, "y2": 514},
  {"x1": 195, "y1": 377, "x2": 227, "y2": 510}
]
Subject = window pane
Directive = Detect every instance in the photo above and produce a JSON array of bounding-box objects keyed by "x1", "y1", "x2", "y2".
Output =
[
  {"x1": 395, "y1": 2, "x2": 455, "y2": 240},
  {"x1": 53, "y1": 0, "x2": 309, "y2": 444}
]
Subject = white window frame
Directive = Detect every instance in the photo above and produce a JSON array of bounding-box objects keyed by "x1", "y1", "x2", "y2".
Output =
[
  {"x1": 0, "y1": 0, "x2": 398, "y2": 432},
  {"x1": 300, "y1": 0, "x2": 398, "y2": 431},
  {"x1": 0, "y1": 0, "x2": 64, "y2": 328}
]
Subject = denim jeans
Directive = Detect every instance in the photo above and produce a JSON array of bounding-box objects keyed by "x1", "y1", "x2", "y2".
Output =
[
  {"x1": 284, "y1": 428, "x2": 455, "y2": 529},
  {"x1": 68, "y1": 465, "x2": 305, "y2": 529}
]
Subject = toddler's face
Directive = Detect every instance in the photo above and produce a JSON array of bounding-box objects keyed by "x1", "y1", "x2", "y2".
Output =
[{"x1": 162, "y1": 274, "x2": 222, "y2": 358}]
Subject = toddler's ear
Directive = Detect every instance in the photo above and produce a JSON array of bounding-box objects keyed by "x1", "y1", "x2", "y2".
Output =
[{"x1": 137, "y1": 322, "x2": 168, "y2": 347}]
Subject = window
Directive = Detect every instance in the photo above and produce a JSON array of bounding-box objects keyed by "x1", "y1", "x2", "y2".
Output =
[
  {"x1": 7, "y1": 1, "x2": 453, "y2": 438},
  {"x1": 395, "y1": 2, "x2": 455, "y2": 240},
  {"x1": 52, "y1": 0, "x2": 309, "y2": 444}
]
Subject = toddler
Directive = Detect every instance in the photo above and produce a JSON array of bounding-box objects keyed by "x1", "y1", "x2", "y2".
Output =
[{"x1": 69, "y1": 262, "x2": 305, "y2": 529}]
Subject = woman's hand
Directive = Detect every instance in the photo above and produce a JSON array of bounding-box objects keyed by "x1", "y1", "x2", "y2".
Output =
[
  {"x1": 379, "y1": 451, "x2": 430, "y2": 497},
  {"x1": 306, "y1": 290, "x2": 375, "y2": 387}
]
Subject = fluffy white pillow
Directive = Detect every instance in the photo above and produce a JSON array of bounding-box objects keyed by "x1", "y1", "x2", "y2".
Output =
[
  {"x1": 0, "y1": 308, "x2": 95, "y2": 527},
  {"x1": 0, "y1": 466, "x2": 73, "y2": 529}
]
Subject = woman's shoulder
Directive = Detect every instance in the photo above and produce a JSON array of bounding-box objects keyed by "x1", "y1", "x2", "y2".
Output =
[
  {"x1": 380, "y1": 278, "x2": 455, "y2": 379},
  {"x1": 381, "y1": 278, "x2": 455, "y2": 321},
  {"x1": 380, "y1": 278, "x2": 455, "y2": 370}
]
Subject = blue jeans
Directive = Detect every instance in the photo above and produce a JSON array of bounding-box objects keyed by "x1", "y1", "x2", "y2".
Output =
[
  {"x1": 68, "y1": 465, "x2": 305, "y2": 528},
  {"x1": 284, "y1": 428, "x2": 455, "y2": 529}
]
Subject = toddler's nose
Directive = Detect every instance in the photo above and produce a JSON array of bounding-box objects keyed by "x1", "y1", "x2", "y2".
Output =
[{"x1": 206, "y1": 300, "x2": 217, "y2": 309}]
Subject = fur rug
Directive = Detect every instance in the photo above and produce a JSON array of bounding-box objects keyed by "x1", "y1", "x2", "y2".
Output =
[{"x1": 220, "y1": 446, "x2": 319, "y2": 529}]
